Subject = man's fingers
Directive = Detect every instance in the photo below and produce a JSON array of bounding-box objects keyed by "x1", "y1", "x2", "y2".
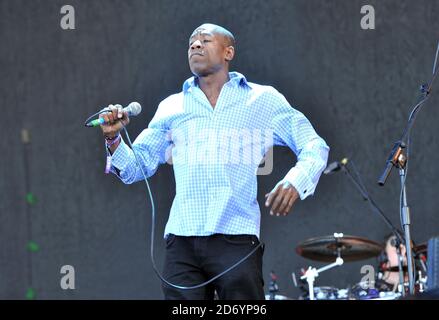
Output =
[
  {"x1": 270, "y1": 191, "x2": 285, "y2": 216},
  {"x1": 278, "y1": 191, "x2": 292, "y2": 215},
  {"x1": 102, "y1": 112, "x2": 111, "y2": 125},
  {"x1": 112, "y1": 104, "x2": 122, "y2": 123},
  {"x1": 119, "y1": 111, "x2": 129, "y2": 127},
  {"x1": 265, "y1": 184, "x2": 280, "y2": 207},
  {"x1": 285, "y1": 188, "x2": 300, "y2": 214},
  {"x1": 98, "y1": 104, "x2": 127, "y2": 139},
  {"x1": 265, "y1": 183, "x2": 300, "y2": 217},
  {"x1": 265, "y1": 192, "x2": 273, "y2": 207},
  {"x1": 285, "y1": 195, "x2": 296, "y2": 215},
  {"x1": 265, "y1": 192, "x2": 277, "y2": 215},
  {"x1": 114, "y1": 104, "x2": 123, "y2": 119},
  {"x1": 104, "y1": 104, "x2": 129, "y2": 128},
  {"x1": 104, "y1": 105, "x2": 114, "y2": 124},
  {"x1": 280, "y1": 188, "x2": 297, "y2": 215},
  {"x1": 265, "y1": 194, "x2": 273, "y2": 208}
]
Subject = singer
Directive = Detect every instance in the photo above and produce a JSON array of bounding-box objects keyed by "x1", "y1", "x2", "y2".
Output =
[{"x1": 98, "y1": 23, "x2": 329, "y2": 300}]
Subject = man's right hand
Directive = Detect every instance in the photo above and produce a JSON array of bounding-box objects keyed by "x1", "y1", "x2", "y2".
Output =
[
  {"x1": 100, "y1": 104, "x2": 130, "y2": 153},
  {"x1": 100, "y1": 104, "x2": 130, "y2": 139}
]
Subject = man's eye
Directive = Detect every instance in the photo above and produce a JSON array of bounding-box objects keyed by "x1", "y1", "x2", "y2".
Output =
[{"x1": 203, "y1": 39, "x2": 211, "y2": 43}]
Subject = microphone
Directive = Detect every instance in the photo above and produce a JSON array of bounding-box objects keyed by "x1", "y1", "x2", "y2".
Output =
[
  {"x1": 323, "y1": 157, "x2": 349, "y2": 175},
  {"x1": 85, "y1": 102, "x2": 142, "y2": 127}
]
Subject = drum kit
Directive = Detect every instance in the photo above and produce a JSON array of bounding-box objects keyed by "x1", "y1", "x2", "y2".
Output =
[
  {"x1": 266, "y1": 232, "x2": 428, "y2": 300},
  {"x1": 264, "y1": 45, "x2": 439, "y2": 301}
]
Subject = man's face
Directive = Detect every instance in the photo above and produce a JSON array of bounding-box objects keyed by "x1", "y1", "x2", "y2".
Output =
[
  {"x1": 187, "y1": 27, "x2": 231, "y2": 77},
  {"x1": 385, "y1": 239, "x2": 407, "y2": 267}
]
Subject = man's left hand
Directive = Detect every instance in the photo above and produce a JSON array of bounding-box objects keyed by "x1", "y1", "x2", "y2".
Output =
[{"x1": 265, "y1": 182, "x2": 299, "y2": 216}]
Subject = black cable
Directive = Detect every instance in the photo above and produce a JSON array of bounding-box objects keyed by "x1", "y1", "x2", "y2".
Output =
[
  {"x1": 343, "y1": 160, "x2": 404, "y2": 243},
  {"x1": 379, "y1": 42, "x2": 439, "y2": 288},
  {"x1": 349, "y1": 160, "x2": 368, "y2": 196},
  {"x1": 121, "y1": 126, "x2": 263, "y2": 290},
  {"x1": 85, "y1": 109, "x2": 263, "y2": 290},
  {"x1": 395, "y1": 42, "x2": 439, "y2": 284}
]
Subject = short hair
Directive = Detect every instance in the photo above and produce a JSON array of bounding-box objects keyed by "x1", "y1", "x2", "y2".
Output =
[{"x1": 190, "y1": 23, "x2": 235, "y2": 47}]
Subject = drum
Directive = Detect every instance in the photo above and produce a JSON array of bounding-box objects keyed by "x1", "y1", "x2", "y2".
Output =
[
  {"x1": 350, "y1": 281, "x2": 400, "y2": 300},
  {"x1": 300, "y1": 286, "x2": 349, "y2": 300},
  {"x1": 265, "y1": 294, "x2": 293, "y2": 300}
]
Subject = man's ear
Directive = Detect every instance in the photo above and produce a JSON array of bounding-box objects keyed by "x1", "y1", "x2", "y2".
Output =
[{"x1": 225, "y1": 46, "x2": 235, "y2": 62}]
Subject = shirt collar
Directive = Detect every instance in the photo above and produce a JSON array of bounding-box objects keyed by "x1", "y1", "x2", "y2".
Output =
[{"x1": 182, "y1": 71, "x2": 250, "y2": 92}]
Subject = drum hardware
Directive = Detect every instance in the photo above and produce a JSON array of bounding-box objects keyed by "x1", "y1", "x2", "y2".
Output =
[
  {"x1": 267, "y1": 270, "x2": 279, "y2": 300},
  {"x1": 265, "y1": 270, "x2": 294, "y2": 300},
  {"x1": 417, "y1": 271, "x2": 427, "y2": 293},
  {"x1": 326, "y1": 155, "x2": 413, "y2": 296},
  {"x1": 297, "y1": 233, "x2": 346, "y2": 300},
  {"x1": 296, "y1": 233, "x2": 384, "y2": 300},
  {"x1": 350, "y1": 281, "x2": 401, "y2": 300},
  {"x1": 291, "y1": 231, "x2": 430, "y2": 299}
]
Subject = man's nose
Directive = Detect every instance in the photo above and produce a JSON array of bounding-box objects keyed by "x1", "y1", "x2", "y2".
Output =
[{"x1": 190, "y1": 40, "x2": 202, "y2": 50}]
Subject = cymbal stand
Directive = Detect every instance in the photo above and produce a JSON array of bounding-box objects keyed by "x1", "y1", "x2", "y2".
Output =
[{"x1": 300, "y1": 233, "x2": 344, "y2": 300}]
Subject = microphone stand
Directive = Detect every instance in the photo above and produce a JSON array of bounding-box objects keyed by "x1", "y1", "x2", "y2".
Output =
[
  {"x1": 377, "y1": 41, "x2": 439, "y2": 295},
  {"x1": 340, "y1": 162, "x2": 407, "y2": 296}
]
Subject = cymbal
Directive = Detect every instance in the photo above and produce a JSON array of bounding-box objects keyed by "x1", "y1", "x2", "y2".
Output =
[{"x1": 296, "y1": 234, "x2": 383, "y2": 262}]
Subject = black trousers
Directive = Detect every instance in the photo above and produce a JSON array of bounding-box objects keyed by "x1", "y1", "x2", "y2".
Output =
[{"x1": 162, "y1": 234, "x2": 265, "y2": 300}]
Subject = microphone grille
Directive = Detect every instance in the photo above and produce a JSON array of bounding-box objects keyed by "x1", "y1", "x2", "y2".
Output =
[{"x1": 127, "y1": 102, "x2": 142, "y2": 116}]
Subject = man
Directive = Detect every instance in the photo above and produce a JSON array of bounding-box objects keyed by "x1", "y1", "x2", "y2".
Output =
[
  {"x1": 377, "y1": 235, "x2": 408, "y2": 292},
  {"x1": 376, "y1": 234, "x2": 426, "y2": 293},
  {"x1": 99, "y1": 23, "x2": 329, "y2": 300}
]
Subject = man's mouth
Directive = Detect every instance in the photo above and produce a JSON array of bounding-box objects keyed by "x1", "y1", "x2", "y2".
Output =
[{"x1": 190, "y1": 52, "x2": 204, "y2": 59}]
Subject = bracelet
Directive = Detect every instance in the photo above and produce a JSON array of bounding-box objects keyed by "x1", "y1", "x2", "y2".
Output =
[
  {"x1": 105, "y1": 134, "x2": 121, "y2": 147},
  {"x1": 105, "y1": 133, "x2": 120, "y2": 141}
]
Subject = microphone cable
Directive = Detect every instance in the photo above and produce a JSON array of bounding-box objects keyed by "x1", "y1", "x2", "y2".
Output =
[{"x1": 85, "y1": 109, "x2": 263, "y2": 290}]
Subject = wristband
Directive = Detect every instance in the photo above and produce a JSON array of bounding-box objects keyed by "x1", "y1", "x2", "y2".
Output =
[{"x1": 105, "y1": 134, "x2": 121, "y2": 147}]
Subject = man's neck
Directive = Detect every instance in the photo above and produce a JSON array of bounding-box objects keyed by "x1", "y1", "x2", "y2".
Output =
[{"x1": 197, "y1": 70, "x2": 230, "y2": 108}]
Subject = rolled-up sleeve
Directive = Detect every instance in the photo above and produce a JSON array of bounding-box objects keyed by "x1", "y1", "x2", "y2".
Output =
[{"x1": 269, "y1": 88, "x2": 329, "y2": 199}]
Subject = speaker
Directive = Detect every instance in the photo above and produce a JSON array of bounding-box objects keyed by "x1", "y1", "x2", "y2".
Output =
[{"x1": 427, "y1": 236, "x2": 439, "y2": 291}]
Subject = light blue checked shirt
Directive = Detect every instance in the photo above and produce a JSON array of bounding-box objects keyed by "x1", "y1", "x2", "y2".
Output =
[{"x1": 108, "y1": 72, "x2": 329, "y2": 238}]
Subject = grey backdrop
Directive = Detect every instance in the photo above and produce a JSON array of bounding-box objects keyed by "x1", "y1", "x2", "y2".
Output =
[{"x1": 1, "y1": 0, "x2": 439, "y2": 299}]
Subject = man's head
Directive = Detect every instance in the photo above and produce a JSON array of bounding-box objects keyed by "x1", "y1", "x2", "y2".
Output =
[
  {"x1": 188, "y1": 23, "x2": 235, "y2": 77},
  {"x1": 384, "y1": 235, "x2": 407, "y2": 267}
]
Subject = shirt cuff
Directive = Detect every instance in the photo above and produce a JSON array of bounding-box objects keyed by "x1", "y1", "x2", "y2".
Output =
[
  {"x1": 109, "y1": 137, "x2": 131, "y2": 171},
  {"x1": 283, "y1": 166, "x2": 314, "y2": 200}
]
